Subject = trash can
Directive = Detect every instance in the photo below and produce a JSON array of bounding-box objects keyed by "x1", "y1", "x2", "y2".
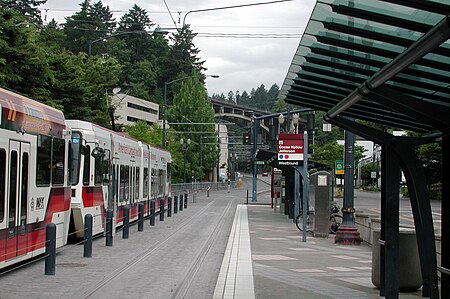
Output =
[{"x1": 372, "y1": 228, "x2": 422, "y2": 291}]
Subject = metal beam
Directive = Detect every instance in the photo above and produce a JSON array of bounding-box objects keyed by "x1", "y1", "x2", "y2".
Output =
[
  {"x1": 327, "y1": 15, "x2": 450, "y2": 118},
  {"x1": 326, "y1": 115, "x2": 440, "y2": 298},
  {"x1": 367, "y1": 86, "x2": 450, "y2": 130}
]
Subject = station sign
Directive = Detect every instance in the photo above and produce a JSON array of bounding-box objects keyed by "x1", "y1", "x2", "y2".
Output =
[{"x1": 278, "y1": 133, "x2": 304, "y2": 166}]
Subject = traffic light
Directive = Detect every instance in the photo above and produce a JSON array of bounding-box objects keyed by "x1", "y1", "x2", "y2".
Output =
[{"x1": 243, "y1": 132, "x2": 250, "y2": 145}]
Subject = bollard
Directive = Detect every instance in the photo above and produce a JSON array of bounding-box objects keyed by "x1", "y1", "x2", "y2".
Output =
[
  {"x1": 179, "y1": 194, "x2": 183, "y2": 211},
  {"x1": 207, "y1": 187, "x2": 210, "y2": 197},
  {"x1": 246, "y1": 189, "x2": 249, "y2": 205},
  {"x1": 123, "y1": 206, "x2": 129, "y2": 239},
  {"x1": 166, "y1": 197, "x2": 171, "y2": 217},
  {"x1": 138, "y1": 203, "x2": 144, "y2": 231},
  {"x1": 106, "y1": 209, "x2": 113, "y2": 247},
  {"x1": 193, "y1": 192, "x2": 196, "y2": 203},
  {"x1": 84, "y1": 214, "x2": 93, "y2": 257},
  {"x1": 174, "y1": 195, "x2": 178, "y2": 214},
  {"x1": 160, "y1": 198, "x2": 165, "y2": 221},
  {"x1": 184, "y1": 193, "x2": 188, "y2": 209},
  {"x1": 45, "y1": 223, "x2": 56, "y2": 275},
  {"x1": 150, "y1": 200, "x2": 155, "y2": 226}
]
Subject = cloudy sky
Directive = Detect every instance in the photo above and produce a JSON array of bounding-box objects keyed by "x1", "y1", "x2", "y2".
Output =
[{"x1": 40, "y1": 0, "x2": 316, "y2": 96}]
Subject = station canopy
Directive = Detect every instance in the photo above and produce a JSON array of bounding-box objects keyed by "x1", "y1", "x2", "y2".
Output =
[{"x1": 280, "y1": 0, "x2": 450, "y2": 134}]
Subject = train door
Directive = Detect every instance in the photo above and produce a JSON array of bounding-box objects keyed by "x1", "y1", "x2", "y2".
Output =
[
  {"x1": 6, "y1": 141, "x2": 30, "y2": 260},
  {"x1": 130, "y1": 161, "x2": 136, "y2": 205}
]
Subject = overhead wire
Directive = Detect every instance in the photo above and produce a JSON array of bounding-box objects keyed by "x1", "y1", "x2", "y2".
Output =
[{"x1": 161, "y1": 0, "x2": 178, "y2": 31}]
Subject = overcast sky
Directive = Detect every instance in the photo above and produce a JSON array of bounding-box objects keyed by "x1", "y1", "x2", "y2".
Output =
[{"x1": 41, "y1": 0, "x2": 316, "y2": 96}]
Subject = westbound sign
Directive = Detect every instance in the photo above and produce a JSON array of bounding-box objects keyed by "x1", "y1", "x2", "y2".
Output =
[{"x1": 278, "y1": 133, "x2": 304, "y2": 166}]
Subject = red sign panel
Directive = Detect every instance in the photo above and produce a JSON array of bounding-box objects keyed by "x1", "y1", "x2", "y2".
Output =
[{"x1": 278, "y1": 134, "x2": 304, "y2": 165}]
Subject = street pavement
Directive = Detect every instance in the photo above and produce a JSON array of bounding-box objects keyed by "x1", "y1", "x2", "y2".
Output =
[{"x1": 0, "y1": 179, "x2": 428, "y2": 298}]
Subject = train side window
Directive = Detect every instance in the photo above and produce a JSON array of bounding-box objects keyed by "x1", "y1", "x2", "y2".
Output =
[
  {"x1": 143, "y1": 167, "x2": 148, "y2": 198},
  {"x1": 51, "y1": 138, "x2": 65, "y2": 186},
  {"x1": 94, "y1": 149, "x2": 110, "y2": 186},
  {"x1": 20, "y1": 153, "x2": 29, "y2": 228},
  {"x1": 115, "y1": 165, "x2": 119, "y2": 199},
  {"x1": 0, "y1": 149, "x2": 5, "y2": 222},
  {"x1": 125, "y1": 165, "x2": 130, "y2": 201},
  {"x1": 9, "y1": 151, "x2": 18, "y2": 229},
  {"x1": 36, "y1": 135, "x2": 51, "y2": 186},
  {"x1": 159, "y1": 169, "x2": 163, "y2": 195},
  {"x1": 135, "y1": 167, "x2": 140, "y2": 199},
  {"x1": 83, "y1": 145, "x2": 91, "y2": 186},
  {"x1": 151, "y1": 168, "x2": 156, "y2": 197},
  {"x1": 120, "y1": 165, "x2": 125, "y2": 201}
]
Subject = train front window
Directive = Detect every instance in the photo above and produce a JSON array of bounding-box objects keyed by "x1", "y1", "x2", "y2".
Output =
[{"x1": 70, "y1": 132, "x2": 82, "y2": 185}]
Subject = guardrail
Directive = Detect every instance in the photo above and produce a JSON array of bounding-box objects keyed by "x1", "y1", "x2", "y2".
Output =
[{"x1": 171, "y1": 181, "x2": 237, "y2": 194}]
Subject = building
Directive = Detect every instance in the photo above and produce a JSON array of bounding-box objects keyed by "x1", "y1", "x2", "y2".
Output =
[{"x1": 113, "y1": 93, "x2": 159, "y2": 127}]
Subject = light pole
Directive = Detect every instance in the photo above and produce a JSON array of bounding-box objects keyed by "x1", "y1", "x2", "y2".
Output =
[
  {"x1": 180, "y1": 138, "x2": 191, "y2": 183},
  {"x1": 292, "y1": 113, "x2": 299, "y2": 133},
  {"x1": 162, "y1": 74, "x2": 219, "y2": 149}
]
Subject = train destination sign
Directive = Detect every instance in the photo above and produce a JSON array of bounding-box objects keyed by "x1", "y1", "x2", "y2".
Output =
[{"x1": 278, "y1": 133, "x2": 304, "y2": 166}]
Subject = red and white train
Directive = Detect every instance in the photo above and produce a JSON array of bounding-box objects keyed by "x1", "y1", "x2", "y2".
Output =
[{"x1": 0, "y1": 87, "x2": 171, "y2": 270}]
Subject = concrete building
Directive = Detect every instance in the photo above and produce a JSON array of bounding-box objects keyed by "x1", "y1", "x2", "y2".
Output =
[{"x1": 113, "y1": 93, "x2": 159, "y2": 127}]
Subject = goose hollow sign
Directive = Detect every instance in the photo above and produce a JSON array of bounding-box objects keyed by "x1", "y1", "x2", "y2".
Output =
[{"x1": 278, "y1": 133, "x2": 304, "y2": 166}]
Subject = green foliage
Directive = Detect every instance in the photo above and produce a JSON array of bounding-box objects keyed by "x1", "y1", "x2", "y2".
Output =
[
  {"x1": 127, "y1": 121, "x2": 161, "y2": 146},
  {"x1": 311, "y1": 141, "x2": 366, "y2": 169},
  {"x1": 167, "y1": 77, "x2": 217, "y2": 182},
  {"x1": 416, "y1": 142, "x2": 441, "y2": 187}
]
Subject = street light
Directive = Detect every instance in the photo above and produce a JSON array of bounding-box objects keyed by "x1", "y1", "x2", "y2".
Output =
[
  {"x1": 162, "y1": 74, "x2": 219, "y2": 149},
  {"x1": 292, "y1": 113, "x2": 299, "y2": 133},
  {"x1": 278, "y1": 113, "x2": 285, "y2": 132},
  {"x1": 180, "y1": 138, "x2": 191, "y2": 183}
]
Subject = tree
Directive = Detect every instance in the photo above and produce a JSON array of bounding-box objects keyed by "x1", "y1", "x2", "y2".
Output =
[
  {"x1": 63, "y1": 0, "x2": 116, "y2": 55},
  {"x1": 311, "y1": 141, "x2": 366, "y2": 169},
  {"x1": 167, "y1": 24, "x2": 205, "y2": 80},
  {"x1": 416, "y1": 142, "x2": 441, "y2": 188},
  {"x1": 0, "y1": 8, "x2": 53, "y2": 97},
  {"x1": 2, "y1": 0, "x2": 45, "y2": 23},
  {"x1": 167, "y1": 77, "x2": 217, "y2": 182}
]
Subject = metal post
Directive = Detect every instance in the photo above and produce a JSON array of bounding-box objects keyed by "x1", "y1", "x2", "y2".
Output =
[
  {"x1": 106, "y1": 209, "x2": 113, "y2": 246},
  {"x1": 138, "y1": 203, "x2": 144, "y2": 231},
  {"x1": 162, "y1": 82, "x2": 167, "y2": 149},
  {"x1": 301, "y1": 131, "x2": 309, "y2": 242},
  {"x1": 342, "y1": 130, "x2": 355, "y2": 227},
  {"x1": 160, "y1": 198, "x2": 165, "y2": 221},
  {"x1": 179, "y1": 194, "x2": 183, "y2": 211},
  {"x1": 168, "y1": 197, "x2": 172, "y2": 217},
  {"x1": 84, "y1": 214, "x2": 93, "y2": 257},
  {"x1": 252, "y1": 117, "x2": 258, "y2": 202},
  {"x1": 184, "y1": 193, "x2": 188, "y2": 209},
  {"x1": 150, "y1": 199, "x2": 155, "y2": 226},
  {"x1": 45, "y1": 223, "x2": 56, "y2": 275},
  {"x1": 123, "y1": 206, "x2": 129, "y2": 239},
  {"x1": 174, "y1": 195, "x2": 178, "y2": 214},
  {"x1": 183, "y1": 150, "x2": 187, "y2": 183}
]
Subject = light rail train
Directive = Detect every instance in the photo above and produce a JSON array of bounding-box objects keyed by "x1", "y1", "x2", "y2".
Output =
[{"x1": 0, "y1": 87, "x2": 171, "y2": 270}]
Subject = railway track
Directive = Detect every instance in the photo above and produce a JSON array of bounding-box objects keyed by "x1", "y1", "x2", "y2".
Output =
[{"x1": 80, "y1": 197, "x2": 237, "y2": 299}]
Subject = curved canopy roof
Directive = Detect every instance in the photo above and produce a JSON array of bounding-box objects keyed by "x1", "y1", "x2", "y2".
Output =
[{"x1": 280, "y1": 0, "x2": 450, "y2": 133}]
